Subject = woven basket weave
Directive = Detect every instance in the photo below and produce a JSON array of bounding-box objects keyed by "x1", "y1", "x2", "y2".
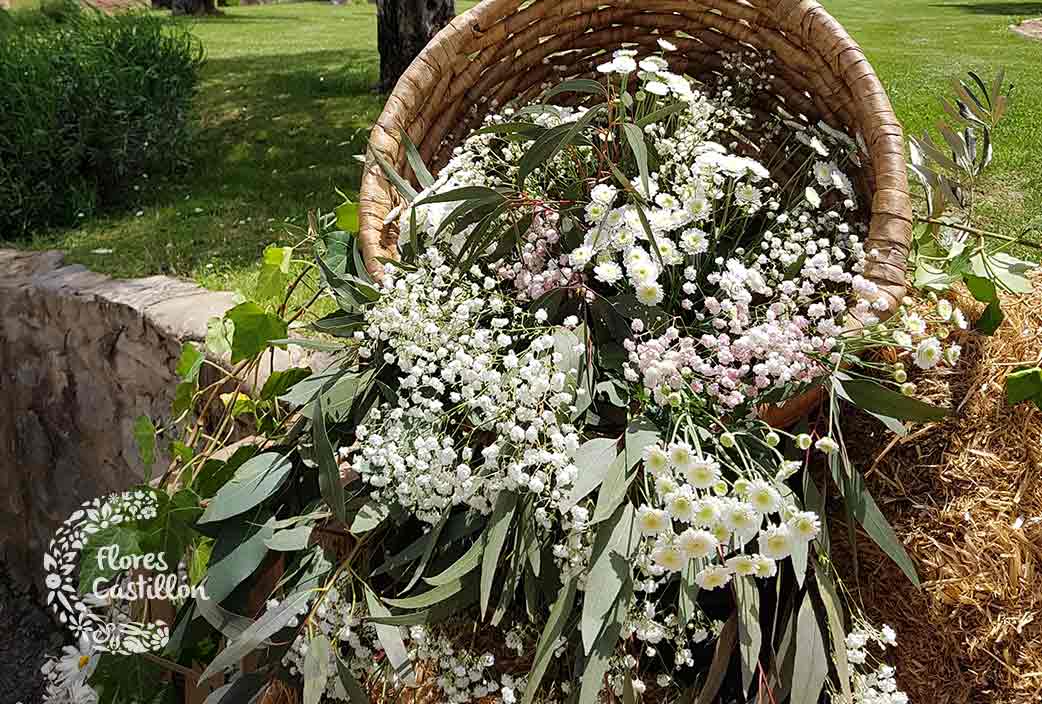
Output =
[{"x1": 357, "y1": 0, "x2": 912, "y2": 426}]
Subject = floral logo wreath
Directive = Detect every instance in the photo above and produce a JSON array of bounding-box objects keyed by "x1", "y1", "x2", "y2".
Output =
[{"x1": 44, "y1": 489, "x2": 171, "y2": 654}]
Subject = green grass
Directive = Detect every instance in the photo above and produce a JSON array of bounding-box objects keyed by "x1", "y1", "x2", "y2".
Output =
[{"x1": 19, "y1": 0, "x2": 1042, "y2": 294}]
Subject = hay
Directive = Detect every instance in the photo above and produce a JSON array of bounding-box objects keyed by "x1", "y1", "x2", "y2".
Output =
[{"x1": 833, "y1": 278, "x2": 1042, "y2": 704}]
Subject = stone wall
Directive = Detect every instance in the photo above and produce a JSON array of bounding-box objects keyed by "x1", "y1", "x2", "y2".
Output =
[{"x1": 0, "y1": 250, "x2": 320, "y2": 589}]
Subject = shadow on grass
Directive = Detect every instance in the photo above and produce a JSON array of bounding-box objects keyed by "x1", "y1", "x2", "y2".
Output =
[
  {"x1": 25, "y1": 48, "x2": 388, "y2": 278},
  {"x1": 933, "y1": 2, "x2": 1042, "y2": 14}
]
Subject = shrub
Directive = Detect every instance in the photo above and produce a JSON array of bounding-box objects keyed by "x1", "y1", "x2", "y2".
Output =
[{"x1": 0, "y1": 9, "x2": 204, "y2": 238}]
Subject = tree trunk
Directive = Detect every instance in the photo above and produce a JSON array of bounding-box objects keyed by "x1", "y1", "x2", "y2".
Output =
[
  {"x1": 376, "y1": 0, "x2": 454, "y2": 93},
  {"x1": 171, "y1": 0, "x2": 217, "y2": 16}
]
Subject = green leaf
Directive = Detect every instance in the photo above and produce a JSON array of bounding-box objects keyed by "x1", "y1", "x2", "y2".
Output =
[
  {"x1": 622, "y1": 123, "x2": 650, "y2": 198},
  {"x1": 370, "y1": 149, "x2": 418, "y2": 202},
  {"x1": 314, "y1": 394, "x2": 347, "y2": 525},
  {"x1": 829, "y1": 451, "x2": 920, "y2": 587},
  {"x1": 972, "y1": 251, "x2": 1036, "y2": 293},
  {"x1": 364, "y1": 587, "x2": 415, "y2": 685},
  {"x1": 401, "y1": 132, "x2": 434, "y2": 188},
  {"x1": 541, "y1": 78, "x2": 608, "y2": 101},
  {"x1": 678, "y1": 560, "x2": 700, "y2": 624},
  {"x1": 561, "y1": 438, "x2": 618, "y2": 511},
  {"x1": 79, "y1": 524, "x2": 142, "y2": 594},
  {"x1": 481, "y1": 491, "x2": 518, "y2": 618},
  {"x1": 816, "y1": 569, "x2": 853, "y2": 704},
  {"x1": 188, "y1": 538, "x2": 212, "y2": 586},
  {"x1": 977, "y1": 298, "x2": 1004, "y2": 335},
  {"x1": 835, "y1": 378, "x2": 948, "y2": 422},
  {"x1": 348, "y1": 497, "x2": 389, "y2": 534},
  {"x1": 133, "y1": 415, "x2": 157, "y2": 475},
  {"x1": 964, "y1": 272, "x2": 998, "y2": 303},
  {"x1": 204, "y1": 515, "x2": 274, "y2": 603},
  {"x1": 694, "y1": 614, "x2": 737, "y2": 704},
  {"x1": 259, "y1": 367, "x2": 312, "y2": 402},
  {"x1": 176, "y1": 343, "x2": 205, "y2": 382},
  {"x1": 199, "y1": 453, "x2": 293, "y2": 524},
  {"x1": 265, "y1": 525, "x2": 313, "y2": 551},
  {"x1": 517, "y1": 105, "x2": 603, "y2": 187},
  {"x1": 790, "y1": 593, "x2": 828, "y2": 704},
  {"x1": 1006, "y1": 366, "x2": 1042, "y2": 405},
  {"x1": 522, "y1": 578, "x2": 578, "y2": 704},
  {"x1": 425, "y1": 537, "x2": 484, "y2": 586},
  {"x1": 335, "y1": 657, "x2": 371, "y2": 704},
  {"x1": 582, "y1": 502, "x2": 637, "y2": 653},
  {"x1": 205, "y1": 316, "x2": 234, "y2": 359},
  {"x1": 225, "y1": 302, "x2": 288, "y2": 363},
  {"x1": 257, "y1": 245, "x2": 293, "y2": 301},
  {"x1": 200, "y1": 588, "x2": 313, "y2": 681},
  {"x1": 303, "y1": 633, "x2": 332, "y2": 704},
  {"x1": 335, "y1": 201, "x2": 359, "y2": 233},
  {"x1": 384, "y1": 574, "x2": 473, "y2": 609},
  {"x1": 592, "y1": 420, "x2": 659, "y2": 524},
  {"x1": 735, "y1": 577, "x2": 762, "y2": 696},
  {"x1": 415, "y1": 186, "x2": 503, "y2": 206}
]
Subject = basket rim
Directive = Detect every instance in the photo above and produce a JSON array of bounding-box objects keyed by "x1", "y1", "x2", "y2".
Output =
[{"x1": 357, "y1": 0, "x2": 913, "y2": 426}]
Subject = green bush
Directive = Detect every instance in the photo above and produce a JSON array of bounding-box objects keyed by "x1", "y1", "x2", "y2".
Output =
[{"x1": 0, "y1": 9, "x2": 204, "y2": 238}]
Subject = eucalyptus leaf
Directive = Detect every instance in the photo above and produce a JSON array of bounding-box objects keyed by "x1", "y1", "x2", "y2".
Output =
[
  {"x1": 735, "y1": 577, "x2": 762, "y2": 695},
  {"x1": 265, "y1": 525, "x2": 313, "y2": 551},
  {"x1": 561, "y1": 438, "x2": 618, "y2": 511},
  {"x1": 204, "y1": 516, "x2": 274, "y2": 603},
  {"x1": 200, "y1": 453, "x2": 292, "y2": 524},
  {"x1": 694, "y1": 614, "x2": 737, "y2": 704},
  {"x1": 481, "y1": 491, "x2": 518, "y2": 618},
  {"x1": 364, "y1": 588, "x2": 415, "y2": 685},
  {"x1": 335, "y1": 658, "x2": 371, "y2": 704},
  {"x1": 303, "y1": 634, "x2": 332, "y2": 704},
  {"x1": 425, "y1": 537, "x2": 484, "y2": 586},
  {"x1": 581, "y1": 502, "x2": 637, "y2": 653},
  {"x1": 200, "y1": 589, "x2": 313, "y2": 681},
  {"x1": 790, "y1": 594, "x2": 828, "y2": 704},
  {"x1": 835, "y1": 377, "x2": 947, "y2": 422},
  {"x1": 314, "y1": 394, "x2": 346, "y2": 524},
  {"x1": 521, "y1": 578, "x2": 577, "y2": 704},
  {"x1": 816, "y1": 569, "x2": 854, "y2": 704}
]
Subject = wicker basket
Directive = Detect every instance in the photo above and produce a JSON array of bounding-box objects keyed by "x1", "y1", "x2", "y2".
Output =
[{"x1": 357, "y1": 0, "x2": 913, "y2": 426}]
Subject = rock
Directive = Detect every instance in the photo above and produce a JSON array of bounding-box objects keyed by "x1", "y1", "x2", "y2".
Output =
[{"x1": 0, "y1": 250, "x2": 329, "y2": 592}]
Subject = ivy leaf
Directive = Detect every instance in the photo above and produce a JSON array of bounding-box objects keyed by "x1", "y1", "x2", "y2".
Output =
[
  {"x1": 79, "y1": 525, "x2": 142, "y2": 594},
  {"x1": 224, "y1": 302, "x2": 288, "y2": 363},
  {"x1": 977, "y1": 298, "x2": 1004, "y2": 335},
  {"x1": 176, "y1": 343, "x2": 205, "y2": 382},
  {"x1": 199, "y1": 453, "x2": 292, "y2": 524},
  {"x1": 205, "y1": 316, "x2": 234, "y2": 359},
  {"x1": 259, "y1": 367, "x2": 312, "y2": 402},
  {"x1": 335, "y1": 201, "x2": 359, "y2": 233},
  {"x1": 133, "y1": 415, "x2": 157, "y2": 477},
  {"x1": 257, "y1": 245, "x2": 293, "y2": 301}
]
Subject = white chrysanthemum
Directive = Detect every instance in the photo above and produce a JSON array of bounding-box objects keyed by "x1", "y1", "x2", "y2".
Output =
[
  {"x1": 805, "y1": 186, "x2": 821, "y2": 209},
  {"x1": 668, "y1": 442, "x2": 694, "y2": 471},
  {"x1": 645, "y1": 80, "x2": 670, "y2": 96},
  {"x1": 759, "y1": 523, "x2": 793, "y2": 559},
  {"x1": 666, "y1": 489, "x2": 696, "y2": 523},
  {"x1": 569, "y1": 245, "x2": 594, "y2": 269},
  {"x1": 746, "y1": 479, "x2": 782, "y2": 514},
  {"x1": 945, "y1": 344, "x2": 962, "y2": 366},
  {"x1": 655, "y1": 475, "x2": 679, "y2": 497},
  {"x1": 952, "y1": 308, "x2": 968, "y2": 329},
  {"x1": 637, "y1": 506, "x2": 671, "y2": 535},
  {"x1": 903, "y1": 313, "x2": 927, "y2": 336},
  {"x1": 651, "y1": 545, "x2": 686, "y2": 572},
  {"x1": 679, "y1": 227, "x2": 710, "y2": 255},
  {"x1": 677, "y1": 528, "x2": 718, "y2": 558},
  {"x1": 635, "y1": 282, "x2": 665, "y2": 306},
  {"x1": 591, "y1": 183, "x2": 618, "y2": 205},
  {"x1": 914, "y1": 337, "x2": 942, "y2": 370},
  {"x1": 684, "y1": 457, "x2": 720, "y2": 489},
  {"x1": 725, "y1": 554, "x2": 759, "y2": 577},
  {"x1": 691, "y1": 498, "x2": 719, "y2": 528},
  {"x1": 753, "y1": 554, "x2": 777, "y2": 578},
  {"x1": 787, "y1": 511, "x2": 821, "y2": 542},
  {"x1": 936, "y1": 299, "x2": 953, "y2": 321},
  {"x1": 694, "y1": 565, "x2": 733, "y2": 590},
  {"x1": 594, "y1": 260, "x2": 623, "y2": 285},
  {"x1": 643, "y1": 445, "x2": 671, "y2": 477}
]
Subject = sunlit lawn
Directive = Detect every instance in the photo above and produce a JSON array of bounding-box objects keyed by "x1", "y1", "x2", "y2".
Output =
[{"x1": 21, "y1": 0, "x2": 1042, "y2": 295}]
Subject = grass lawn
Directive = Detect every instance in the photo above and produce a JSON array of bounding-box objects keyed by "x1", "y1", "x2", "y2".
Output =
[{"x1": 20, "y1": 0, "x2": 1042, "y2": 295}]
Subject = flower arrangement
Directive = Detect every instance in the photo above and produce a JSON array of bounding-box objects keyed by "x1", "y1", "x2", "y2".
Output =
[{"x1": 55, "y1": 51, "x2": 1028, "y2": 704}]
